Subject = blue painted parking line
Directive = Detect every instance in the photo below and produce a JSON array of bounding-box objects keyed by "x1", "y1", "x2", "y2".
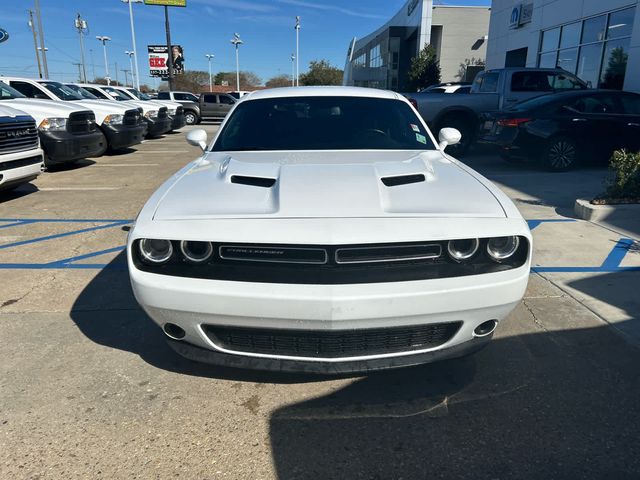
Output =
[{"x1": 533, "y1": 238, "x2": 639, "y2": 273}]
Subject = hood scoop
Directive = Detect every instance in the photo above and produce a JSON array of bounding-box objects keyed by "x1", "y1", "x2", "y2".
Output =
[
  {"x1": 231, "y1": 175, "x2": 276, "y2": 188},
  {"x1": 381, "y1": 174, "x2": 425, "y2": 187}
]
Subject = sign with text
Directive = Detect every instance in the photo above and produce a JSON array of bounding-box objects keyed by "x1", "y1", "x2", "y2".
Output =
[
  {"x1": 144, "y1": 0, "x2": 186, "y2": 6},
  {"x1": 148, "y1": 45, "x2": 184, "y2": 77}
]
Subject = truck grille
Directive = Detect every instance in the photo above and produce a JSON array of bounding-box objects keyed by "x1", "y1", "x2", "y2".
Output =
[
  {"x1": 123, "y1": 109, "x2": 142, "y2": 126},
  {"x1": 0, "y1": 116, "x2": 38, "y2": 154},
  {"x1": 67, "y1": 111, "x2": 96, "y2": 135},
  {"x1": 158, "y1": 107, "x2": 168, "y2": 119},
  {"x1": 203, "y1": 322, "x2": 462, "y2": 359}
]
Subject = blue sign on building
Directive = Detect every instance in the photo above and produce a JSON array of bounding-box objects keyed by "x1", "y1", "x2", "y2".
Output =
[{"x1": 0, "y1": 28, "x2": 9, "y2": 44}]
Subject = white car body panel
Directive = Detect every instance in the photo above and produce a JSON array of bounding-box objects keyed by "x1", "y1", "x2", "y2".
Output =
[
  {"x1": 0, "y1": 103, "x2": 44, "y2": 188},
  {"x1": 128, "y1": 86, "x2": 532, "y2": 372},
  {"x1": 117, "y1": 86, "x2": 181, "y2": 111},
  {"x1": 73, "y1": 83, "x2": 154, "y2": 115},
  {"x1": 0, "y1": 96, "x2": 86, "y2": 126}
]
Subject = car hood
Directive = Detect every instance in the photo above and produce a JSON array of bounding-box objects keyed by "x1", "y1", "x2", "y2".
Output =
[
  {"x1": 2, "y1": 98, "x2": 85, "y2": 124},
  {"x1": 0, "y1": 103, "x2": 30, "y2": 117},
  {"x1": 153, "y1": 150, "x2": 505, "y2": 220}
]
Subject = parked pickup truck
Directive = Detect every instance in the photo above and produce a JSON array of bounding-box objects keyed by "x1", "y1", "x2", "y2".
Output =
[
  {"x1": 198, "y1": 92, "x2": 236, "y2": 121},
  {"x1": 0, "y1": 103, "x2": 44, "y2": 191},
  {"x1": 118, "y1": 86, "x2": 185, "y2": 131},
  {"x1": 157, "y1": 91, "x2": 200, "y2": 125},
  {"x1": 0, "y1": 81, "x2": 105, "y2": 166},
  {"x1": 405, "y1": 68, "x2": 588, "y2": 153},
  {"x1": 4, "y1": 77, "x2": 145, "y2": 151}
]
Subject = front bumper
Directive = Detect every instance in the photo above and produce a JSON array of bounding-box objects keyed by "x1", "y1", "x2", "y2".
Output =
[
  {"x1": 39, "y1": 130, "x2": 106, "y2": 163},
  {"x1": 129, "y1": 256, "x2": 529, "y2": 372},
  {"x1": 170, "y1": 112, "x2": 186, "y2": 130},
  {"x1": 0, "y1": 148, "x2": 44, "y2": 190},
  {"x1": 145, "y1": 117, "x2": 171, "y2": 137},
  {"x1": 102, "y1": 123, "x2": 145, "y2": 150}
]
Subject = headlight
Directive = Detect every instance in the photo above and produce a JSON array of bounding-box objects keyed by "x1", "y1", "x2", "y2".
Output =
[
  {"x1": 103, "y1": 114, "x2": 124, "y2": 125},
  {"x1": 180, "y1": 241, "x2": 213, "y2": 263},
  {"x1": 487, "y1": 236, "x2": 520, "y2": 262},
  {"x1": 447, "y1": 238, "x2": 479, "y2": 262},
  {"x1": 144, "y1": 110, "x2": 158, "y2": 118},
  {"x1": 168, "y1": 108, "x2": 177, "y2": 115},
  {"x1": 138, "y1": 239, "x2": 173, "y2": 264},
  {"x1": 38, "y1": 117, "x2": 67, "y2": 132}
]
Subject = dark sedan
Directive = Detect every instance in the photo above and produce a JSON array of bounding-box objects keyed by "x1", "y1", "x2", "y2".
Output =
[{"x1": 479, "y1": 90, "x2": 640, "y2": 171}]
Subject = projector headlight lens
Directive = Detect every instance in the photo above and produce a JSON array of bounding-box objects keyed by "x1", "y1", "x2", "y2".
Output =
[
  {"x1": 139, "y1": 239, "x2": 173, "y2": 264},
  {"x1": 180, "y1": 240, "x2": 213, "y2": 263},
  {"x1": 487, "y1": 236, "x2": 520, "y2": 262},
  {"x1": 447, "y1": 238, "x2": 479, "y2": 262}
]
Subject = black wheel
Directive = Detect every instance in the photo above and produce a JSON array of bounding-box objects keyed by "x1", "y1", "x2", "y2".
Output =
[
  {"x1": 543, "y1": 136, "x2": 578, "y2": 171},
  {"x1": 184, "y1": 111, "x2": 198, "y2": 125}
]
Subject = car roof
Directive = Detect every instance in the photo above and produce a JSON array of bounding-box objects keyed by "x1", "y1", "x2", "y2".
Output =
[{"x1": 242, "y1": 86, "x2": 400, "y2": 101}]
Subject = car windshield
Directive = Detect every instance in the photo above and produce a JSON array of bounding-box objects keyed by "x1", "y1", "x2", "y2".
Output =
[
  {"x1": 103, "y1": 87, "x2": 133, "y2": 101},
  {"x1": 127, "y1": 88, "x2": 151, "y2": 100},
  {"x1": 0, "y1": 81, "x2": 26, "y2": 99},
  {"x1": 39, "y1": 81, "x2": 83, "y2": 101},
  {"x1": 212, "y1": 96, "x2": 436, "y2": 151},
  {"x1": 64, "y1": 84, "x2": 99, "y2": 99}
]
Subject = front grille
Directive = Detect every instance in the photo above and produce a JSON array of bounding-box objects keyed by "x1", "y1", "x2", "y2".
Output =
[
  {"x1": 158, "y1": 107, "x2": 168, "y2": 119},
  {"x1": 0, "y1": 116, "x2": 38, "y2": 154},
  {"x1": 0, "y1": 154, "x2": 43, "y2": 172},
  {"x1": 204, "y1": 322, "x2": 462, "y2": 358},
  {"x1": 123, "y1": 109, "x2": 141, "y2": 126},
  {"x1": 67, "y1": 111, "x2": 96, "y2": 135}
]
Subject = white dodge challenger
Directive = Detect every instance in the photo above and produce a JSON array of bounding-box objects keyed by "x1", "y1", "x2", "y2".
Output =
[{"x1": 128, "y1": 87, "x2": 531, "y2": 373}]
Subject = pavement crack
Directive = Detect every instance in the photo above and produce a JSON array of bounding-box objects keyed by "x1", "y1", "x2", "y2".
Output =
[{"x1": 522, "y1": 298, "x2": 548, "y2": 332}]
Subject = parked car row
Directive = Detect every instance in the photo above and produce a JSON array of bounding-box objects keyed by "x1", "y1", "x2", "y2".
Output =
[
  {"x1": 157, "y1": 90, "x2": 236, "y2": 125},
  {"x1": 0, "y1": 77, "x2": 186, "y2": 192}
]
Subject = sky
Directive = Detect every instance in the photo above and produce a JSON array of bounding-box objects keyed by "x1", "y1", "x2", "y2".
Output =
[{"x1": 0, "y1": 0, "x2": 490, "y2": 88}]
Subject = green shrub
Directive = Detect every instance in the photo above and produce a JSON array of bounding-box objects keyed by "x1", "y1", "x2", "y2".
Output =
[{"x1": 606, "y1": 149, "x2": 640, "y2": 199}]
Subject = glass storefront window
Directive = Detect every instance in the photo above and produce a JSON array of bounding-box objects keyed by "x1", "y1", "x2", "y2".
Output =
[
  {"x1": 577, "y1": 43, "x2": 603, "y2": 87},
  {"x1": 541, "y1": 28, "x2": 560, "y2": 52},
  {"x1": 539, "y1": 51, "x2": 557, "y2": 68},
  {"x1": 600, "y1": 38, "x2": 630, "y2": 89},
  {"x1": 556, "y1": 47, "x2": 578, "y2": 73},
  {"x1": 581, "y1": 15, "x2": 607, "y2": 43},
  {"x1": 607, "y1": 7, "x2": 635, "y2": 39},
  {"x1": 560, "y1": 22, "x2": 581, "y2": 49}
]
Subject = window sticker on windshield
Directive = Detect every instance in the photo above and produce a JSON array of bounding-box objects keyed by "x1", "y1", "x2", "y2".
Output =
[
  {"x1": 416, "y1": 133, "x2": 427, "y2": 144},
  {"x1": 410, "y1": 124, "x2": 420, "y2": 132}
]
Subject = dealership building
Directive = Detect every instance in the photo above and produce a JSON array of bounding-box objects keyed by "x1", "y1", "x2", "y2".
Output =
[
  {"x1": 486, "y1": 0, "x2": 639, "y2": 91},
  {"x1": 343, "y1": 0, "x2": 491, "y2": 91}
]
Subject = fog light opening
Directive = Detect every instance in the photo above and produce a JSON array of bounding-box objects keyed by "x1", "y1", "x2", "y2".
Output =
[
  {"x1": 474, "y1": 319, "x2": 498, "y2": 337},
  {"x1": 163, "y1": 323, "x2": 186, "y2": 340}
]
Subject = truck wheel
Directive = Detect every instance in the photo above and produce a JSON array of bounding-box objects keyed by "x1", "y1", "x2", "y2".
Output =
[
  {"x1": 543, "y1": 136, "x2": 578, "y2": 172},
  {"x1": 184, "y1": 111, "x2": 198, "y2": 125}
]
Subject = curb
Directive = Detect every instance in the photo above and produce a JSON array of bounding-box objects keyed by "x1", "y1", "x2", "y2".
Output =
[{"x1": 574, "y1": 198, "x2": 640, "y2": 222}]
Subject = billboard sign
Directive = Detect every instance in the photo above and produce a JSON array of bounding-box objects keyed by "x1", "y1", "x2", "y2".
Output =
[
  {"x1": 144, "y1": 0, "x2": 186, "y2": 6},
  {"x1": 148, "y1": 45, "x2": 184, "y2": 77}
]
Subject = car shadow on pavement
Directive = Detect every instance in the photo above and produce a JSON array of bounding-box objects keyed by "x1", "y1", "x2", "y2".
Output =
[
  {"x1": 0, "y1": 182, "x2": 39, "y2": 202},
  {"x1": 69, "y1": 252, "x2": 358, "y2": 384},
  {"x1": 45, "y1": 158, "x2": 96, "y2": 172},
  {"x1": 269, "y1": 317, "x2": 640, "y2": 480}
]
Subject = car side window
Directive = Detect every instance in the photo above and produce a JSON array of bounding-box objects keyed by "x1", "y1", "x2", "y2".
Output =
[
  {"x1": 84, "y1": 87, "x2": 106, "y2": 99},
  {"x1": 619, "y1": 94, "x2": 640, "y2": 115},
  {"x1": 174, "y1": 93, "x2": 193, "y2": 101},
  {"x1": 219, "y1": 95, "x2": 235, "y2": 105},
  {"x1": 9, "y1": 81, "x2": 37, "y2": 97},
  {"x1": 455, "y1": 86, "x2": 471, "y2": 94},
  {"x1": 568, "y1": 95, "x2": 619, "y2": 114},
  {"x1": 478, "y1": 73, "x2": 499, "y2": 93},
  {"x1": 157, "y1": 92, "x2": 170, "y2": 99},
  {"x1": 511, "y1": 72, "x2": 553, "y2": 92},
  {"x1": 202, "y1": 94, "x2": 216, "y2": 103}
]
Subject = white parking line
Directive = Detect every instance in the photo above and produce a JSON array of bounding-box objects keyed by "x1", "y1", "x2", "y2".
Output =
[{"x1": 38, "y1": 187, "x2": 121, "y2": 191}]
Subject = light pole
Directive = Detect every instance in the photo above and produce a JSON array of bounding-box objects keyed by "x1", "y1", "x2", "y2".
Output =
[
  {"x1": 125, "y1": 51, "x2": 135, "y2": 87},
  {"x1": 74, "y1": 13, "x2": 88, "y2": 83},
  {"x1": 121, "y1": 0, "x2": 142, "y2": 90},
  {"x1": 291, "y1": 53, "x2": 295, "y2": 86},
  {"x1": 295, "y1": 16, "x2": 300, "y2": 86},
  {"x1": 205, "y1": 54, "x2": 215, "y2": 92},
  {"x1": 96, "y1": 36, "x2": 112, "y2": 85},
  {"x1": 230, "y1": 33, "x2": 243, "y2": 92}
]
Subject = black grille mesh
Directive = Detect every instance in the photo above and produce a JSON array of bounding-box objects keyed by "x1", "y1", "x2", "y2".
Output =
[
  {"x1": 67, "y1": 111, "x2": 96, "y2": 134},
  {"x1": 0, "y1": 117, "x2": 38, "y2": 154}
]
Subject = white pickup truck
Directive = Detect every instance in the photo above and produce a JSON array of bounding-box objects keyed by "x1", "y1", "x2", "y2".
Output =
[
  {"x1": 0, "y1": 81, "x2": 105, "y2": 166},
  {"x1": 0, "y1": 103, "x2": 44, "y2": 191},
  {"x1": 3, "y1": 77, "x2": 145, "y2": 151}
]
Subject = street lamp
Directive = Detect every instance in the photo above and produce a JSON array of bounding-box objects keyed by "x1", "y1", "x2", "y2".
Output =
[
  {"x1": 125, "y1": 51, "x2": 135, "y2": 87},
  {"x1": 230, "y1": 33, "x2": 243, "y2": 92},
  {"x1": 295, "y1": 16, "x2": 300, "y2": 86},
  {"x1": 121, "y1": 0, "x2": 142, "y2": 90},
  {"x1": 96, "y1": 35, "x2": 111, "y2": 85},
  {"x1": 290, "y1": 53, "x2": 295, "y2": 86},
  {"x1": 205, "y1": 54, "x2": 215, "y2": 92}
]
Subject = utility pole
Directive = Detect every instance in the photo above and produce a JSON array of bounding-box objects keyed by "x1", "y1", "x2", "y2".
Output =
[
  {"x1": 231, "y1": 33, "x2": 243, "y2": 92},
  {"x1": 164, "y1": 6, "x2": 174, "y2": 91},
  {"x1": 205, "y1": 54, "x2": 214, "y2": 92},
  {"x1": 89, "y1": 49, "x2": 96, "y2": 81},
  {"x1": 35, "y1": 0, "x2": 49, "y2": 78},
  {"x1": 122, "y1": 0, "x2": 142, "y2": 90},
  {"x1": 291, "y1": 53, "x2": 295, "y2": 86},
  {"x1": 115, "y1": 62, "x2": 119, "y2": 85},
  {"x1": 125, "y1": 51, "x2": 135, "y2": 87},
  {"x1": 122, "y1": 69, "x2": 130, "y2": 87},
  {"x1": 72, "y1": 62, "x2": 82, "y2": 82},
  {"x1": 74, "y1": 13, "x2": 88, "y2": 83},
  {"x1": 96, "y1": 36, "x2": 111, "y2": 85},
  {"x1": 295, "y1": 16, "x2": 300, "y2": 86},
  {"x1": 28, "y1": 10, "x2": 43, "y2": 79}
]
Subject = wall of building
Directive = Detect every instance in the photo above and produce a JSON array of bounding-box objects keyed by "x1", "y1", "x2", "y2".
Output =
[
  {"x1": 486, "y1": 0, "x2": 640, "y2": 91},
  {"x1": 432, "y1": 6, "x2": 491, "y2": 81}
]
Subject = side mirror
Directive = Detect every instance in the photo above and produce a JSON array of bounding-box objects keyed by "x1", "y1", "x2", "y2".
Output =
[
  {"x1": 186, "y1": 128, "x2": 208, "y2": 152},
  {"x1": 438, "y1": 127, "x2": 461, "y2": 149}
]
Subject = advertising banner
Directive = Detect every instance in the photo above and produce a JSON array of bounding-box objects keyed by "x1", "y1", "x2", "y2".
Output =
[
  {"x1": 144, "y1": 0, "x2": 186, "y2": 7},
  {"x1": 148, "y1": 45, "x2": 184, "y2": 77}
]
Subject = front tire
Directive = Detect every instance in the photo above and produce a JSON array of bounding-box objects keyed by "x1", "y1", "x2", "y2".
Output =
[
  {"x1": 543, "y1": 136, "x2": 578, "y2": 171},
  {"x1": 184, "y1": 111, "x2": 198, "y2": 125}
]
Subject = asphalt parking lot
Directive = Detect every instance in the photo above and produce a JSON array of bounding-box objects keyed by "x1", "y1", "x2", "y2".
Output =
[{"x1": 1, "y1": 127, "x2": 640, "y2": 479}]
